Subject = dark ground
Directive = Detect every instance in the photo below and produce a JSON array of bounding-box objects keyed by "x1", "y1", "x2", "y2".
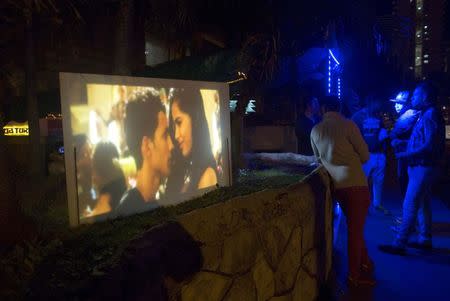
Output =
[{"x1": 331, "y1": 186, "x2": 450, "y2": 301}]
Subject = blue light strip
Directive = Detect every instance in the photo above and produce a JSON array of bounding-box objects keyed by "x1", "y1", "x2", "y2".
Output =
[
  {"x1": 338, "y1": 77, "x2": 341, "y2": 99},
  {"x1": 329, "y1": 49, "x2": 340, "y2": 65},
  {"x1": 328, "y1": 53, "x2": 331, "y2": 94}
]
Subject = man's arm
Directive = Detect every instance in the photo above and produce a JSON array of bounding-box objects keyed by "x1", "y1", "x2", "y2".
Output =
[
  {"x1": 310, "y1": 129, "x2": 320, "y2": 161},
  {"x1": 348, "y1": 121, "x2": 370, "y2": 163},
  {"x1": 399, "y1": 111, "x2": 437, "y2": 159}
]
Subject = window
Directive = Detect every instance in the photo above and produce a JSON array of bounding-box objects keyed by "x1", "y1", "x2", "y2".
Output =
[
  {"x1": 416, "y1": 0, "x2": 423, "y2": 11},
  {"x1": 424, "y1": 60, "x2": 429, "y2": 64}
]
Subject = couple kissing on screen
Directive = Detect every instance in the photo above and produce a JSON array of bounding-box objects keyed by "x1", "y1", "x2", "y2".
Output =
[{"x1": 112, "y1": 88, "x2": 218, "y2": 216}]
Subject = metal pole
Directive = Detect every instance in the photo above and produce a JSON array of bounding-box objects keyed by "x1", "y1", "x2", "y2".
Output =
[
  {"x1": 74, "y1": 146, "x2": 81, "y2": 225},
  {"x1": 226, "y1": 138, "x2": 232, "y2": 186}
]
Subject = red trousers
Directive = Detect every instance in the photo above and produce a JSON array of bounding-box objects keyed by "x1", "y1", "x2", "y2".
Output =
[{"x1": 334, "y1": 186, "x2": 372, "y2": 279}]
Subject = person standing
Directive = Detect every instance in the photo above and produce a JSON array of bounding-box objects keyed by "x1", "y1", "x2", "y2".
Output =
[
  {"x1": 389, "y1": 91, "x2": 420, "y2": 198},
  {"x1": 311, "y1": 96, "x2": 375, "y2": 287},
  {"x1": 379, "y1": 81, "x2": 445, "y2": 255},
  {"x1": 389, "y1": 91, "x2": 421, "y2": 227},
  {"x1": 296, "y1": 96, "x2": 320, "y2": 155},
  {"x1": 352, "y1": 96, "x2": 390, "y2": 215}
]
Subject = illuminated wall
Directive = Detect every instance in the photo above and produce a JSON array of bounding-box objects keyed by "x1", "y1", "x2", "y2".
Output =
[{"x1": 60, "y1": 73, "x2": 231, "y2": 226}]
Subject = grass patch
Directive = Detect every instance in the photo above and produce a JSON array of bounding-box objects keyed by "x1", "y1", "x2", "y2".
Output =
[{"x1": 3, "y1": 169, "x2": 307, "y2": 299}]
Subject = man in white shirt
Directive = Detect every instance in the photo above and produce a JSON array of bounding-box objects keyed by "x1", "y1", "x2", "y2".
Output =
[{"x1": 311, "y1": 96, "x2": 375, "y2": 287}]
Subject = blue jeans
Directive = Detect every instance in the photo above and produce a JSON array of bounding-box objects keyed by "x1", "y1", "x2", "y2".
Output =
[
  {"x1": 395, "y1": 166, "x2": 437, "y2": 246},
  {"x1": 363, "y1": 153, "x2": 386, "y2": 207}
]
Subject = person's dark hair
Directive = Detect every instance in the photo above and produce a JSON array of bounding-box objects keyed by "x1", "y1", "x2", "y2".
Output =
[
  {"x1": 92, "y1": 141, "x2": 126, "y2": 211},
  {"x1": 168, "y1": 88, "x2": 217, "y2": 193},
  {"x1": 92, "y1": 142, "x2": 120, "y2": 180},
  {"x1": 417, "y1": 80, "x2": 438, "y2": 105},
  {"x1": 320, "y1": 96, "x2": 341, "y2": 113},
  {"x1": 124, "y1": 91, "x2": 165, "y2": 169}
]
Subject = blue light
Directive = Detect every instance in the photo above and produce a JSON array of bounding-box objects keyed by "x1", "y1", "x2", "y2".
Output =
[
  {"x1": 338, "y1": 77, "x2": 341, "y2": 99},
  {"x1": 328, "y1": 54, "x2": 331, "y2": 94},
  {"x1": 329, "y1": 49, "x2": 340, "y2": 65},
  {"x1": 229, "y1": 100, "x2": 238, "y2": 112},
  {"x1": 245, "y1": 100, "x2": 256, "y2": 114}
]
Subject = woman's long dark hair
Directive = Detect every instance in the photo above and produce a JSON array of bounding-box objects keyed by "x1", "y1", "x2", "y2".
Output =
[{"x1": 167, "y1": 88, "x2": 217, "y2": 195}]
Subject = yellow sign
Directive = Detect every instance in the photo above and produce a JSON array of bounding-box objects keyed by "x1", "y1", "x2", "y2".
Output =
[{"x1": 3, "y1": 121, "x2": 29, "y2": 136}]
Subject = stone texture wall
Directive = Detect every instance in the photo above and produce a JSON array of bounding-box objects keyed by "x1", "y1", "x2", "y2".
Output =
[{"x1": 97, "y1": 168, "x2": 332, "y2": 301}]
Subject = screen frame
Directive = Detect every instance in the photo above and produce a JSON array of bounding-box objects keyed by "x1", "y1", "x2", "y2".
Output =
[{"x1": 60, "y1": 72, "x2": 232, "y2": 227}]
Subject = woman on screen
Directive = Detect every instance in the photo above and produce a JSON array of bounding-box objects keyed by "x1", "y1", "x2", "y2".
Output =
[
  {"x1": 89, "y1": 141, "x2": 127, "y2": 217},
  {"x1": 167, "y1": 88, "x2": 218, "y2": 195}
]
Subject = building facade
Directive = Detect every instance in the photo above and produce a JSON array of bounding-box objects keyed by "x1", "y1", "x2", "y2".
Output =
[{"x1": 392, "y1": 0, "x2": 446, "y2": 79}]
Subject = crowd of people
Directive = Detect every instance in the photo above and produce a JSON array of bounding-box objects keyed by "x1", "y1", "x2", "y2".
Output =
[
  {"x1": 74, "y1": 87, "x2": 222, "y2": 219},
  {"x1": 298, "y1": 81, "x2": 446, "y2": 288}
]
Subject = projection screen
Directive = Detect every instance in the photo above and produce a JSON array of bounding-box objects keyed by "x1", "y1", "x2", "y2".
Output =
[{"x1": 60, "y1": 73, "x2": 231, "y2": 226}]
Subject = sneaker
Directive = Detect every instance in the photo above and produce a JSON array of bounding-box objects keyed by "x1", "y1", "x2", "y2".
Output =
[
  {"x1": 394, "y1": 216, "x2": 403, "y2": 225},
  {"x1": 347, "y1": 275, "x2": 377, "y2": 287},
  {"x1": 378, "y1": 244, "x2": 406, "y2": 256},
  {"x1": 391, "y1": 225, "x2": 401, "y2": 233},
  {"x1": 407, "y1": 241, "x2": 432, "y2": 251}
]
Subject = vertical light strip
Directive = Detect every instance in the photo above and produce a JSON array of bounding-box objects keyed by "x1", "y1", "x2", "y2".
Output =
[
  {"x1": 338, "y1": 77, "x2": 341, "y2": 99},
  {"x1": 328, "y1": 52, "x2": 331, "y2": 95}
]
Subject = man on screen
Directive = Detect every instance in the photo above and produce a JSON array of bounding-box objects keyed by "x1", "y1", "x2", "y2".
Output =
[{"x1": 114, "y1": 91, "x2": 174, "y2": 216}]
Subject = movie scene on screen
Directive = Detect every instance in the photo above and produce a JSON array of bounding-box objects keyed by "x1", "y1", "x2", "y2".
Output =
[{"x1": 69, "y1": 84, "x2": 225, "y2": 220}]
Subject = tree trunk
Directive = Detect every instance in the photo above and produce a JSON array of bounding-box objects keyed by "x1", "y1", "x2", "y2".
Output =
[
  {"x1": 114, "y1": 0, "x2": 135, "y2": 75},
  {"x1": 25, "y1": 11, "x2": 42, "y2": 180}
]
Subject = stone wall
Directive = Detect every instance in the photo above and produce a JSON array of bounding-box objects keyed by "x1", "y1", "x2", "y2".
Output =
[{"x1": 96, "y1": 167, "x2": 332, "y2": 301}]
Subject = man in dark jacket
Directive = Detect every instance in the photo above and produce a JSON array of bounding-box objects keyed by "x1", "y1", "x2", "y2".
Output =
[
  {"x1": 379, "y1": 81, "x2": 445, "y2": 255},
  {"x1": 295, "y1": 96, "x2": 320, "y2": 155}
]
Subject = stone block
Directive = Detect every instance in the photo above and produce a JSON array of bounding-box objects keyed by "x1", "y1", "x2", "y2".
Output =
[
  {"x1": 223, "y1": 272, "x2": 257, "y2": 301},
  {"x1": 301, "y1": 213, "x2": 316, "y2": 255},
  {"x1": 220, "y1": 228, "x2": 259, "y2": 274},
  {"x1": 260, "y1": 214, "x2": 297, "y2": 270},
  {"x1": 201, "y1": 243, "x2": 222, "y2": 271},
  {"x1": 178, "y1": 203, "x2": 227, "y2": 244},
  {"x1": 181, "y1": 271, "x2": 232, "y2": 301},
  {"x1": 268, "y1": 295, "x2": 292, "y2": 301},
  {"x1": 302, "y1": 248, "x2": 318, "y2": 278},
  {"x1": 292, "y1": 268, "x2": 318, "y2": 301},
  {"x1": 274, "y1": 227, "x2": 302, "y2": 294},
  {"x1": 253, "y1": 253, "x2": 275, "y2": 301}
]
